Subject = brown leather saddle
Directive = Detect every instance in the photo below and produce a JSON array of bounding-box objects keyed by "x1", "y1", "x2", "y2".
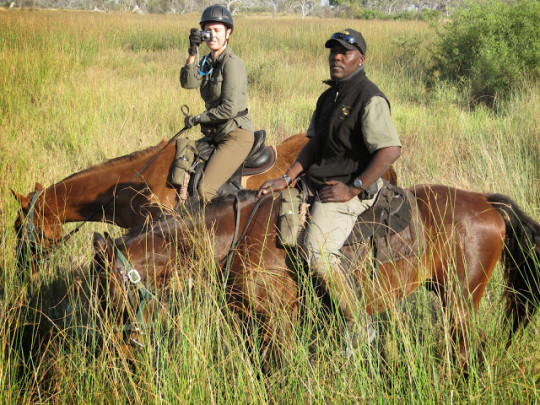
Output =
[
  {"x1": 242, "y1": 130, "x2": 277, "y2": 176},
  {"x1": 189, "y1": 130, "x2": 276, "y2": 197}
]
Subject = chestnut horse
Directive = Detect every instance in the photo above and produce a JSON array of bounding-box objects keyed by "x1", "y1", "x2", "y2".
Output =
[
  {"x1": 12, "y1": 132, "x2": 398, "y2": 274},
  {"x1": 91, "y1": 186, "x2": 540, "y2": 370}
]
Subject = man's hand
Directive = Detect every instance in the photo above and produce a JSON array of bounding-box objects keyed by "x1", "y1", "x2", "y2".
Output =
[
  {"x1": 318, "y1": 180, "x2": 357, "y2": 203},
  {"x1": 257, "y1": 178, "x2": 288, "y2": 198},
  {"x1": 188, "y1": 28, "x2": 203, "y2": 56}
]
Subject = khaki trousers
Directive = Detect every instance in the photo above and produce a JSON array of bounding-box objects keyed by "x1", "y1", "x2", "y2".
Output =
[
  {"x1": 304, "y1": 177, "x2": 383, "y2": 347},
  {"x1": 303, "y1": 177, "x2": 383, "y2": 274},
  {"x1": 198, "y1": 128, "x2": 254, "y2": 201}
]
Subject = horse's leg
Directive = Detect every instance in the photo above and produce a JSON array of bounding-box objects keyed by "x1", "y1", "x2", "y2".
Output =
[
  {"x1": 228, "y1": 251, "x2": 297, "y2": 372},
  {"x1": 434, "y1": 218, "x2": 504, "y2": 372},
  {"x1": 254, "y1": 267, "x2": 297, "y2": 372}
]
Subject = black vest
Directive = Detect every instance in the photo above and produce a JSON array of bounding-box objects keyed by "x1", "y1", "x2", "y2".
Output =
[{"x1": 306, "y1": 68, "x2": 390, "y2": 191}]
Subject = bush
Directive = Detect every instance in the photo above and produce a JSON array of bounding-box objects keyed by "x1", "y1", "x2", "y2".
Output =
[
  {"x1": 419, "y1": 9, "x2": 440, "y2": 23},
  {"x1": 335, "y1": 4, "x2": 386, "y2": 20},
  {"x1": 431, "y1": 0, "x2": 539, "y2": 105}
]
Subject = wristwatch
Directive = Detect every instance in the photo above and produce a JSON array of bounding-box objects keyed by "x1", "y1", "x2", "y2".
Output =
[
  {"x1": 280, "y1": 173, "x2": 292, "y2": 186},
  {"x1": 352, "y1": 178, "x2": 365, "y2": 191}
]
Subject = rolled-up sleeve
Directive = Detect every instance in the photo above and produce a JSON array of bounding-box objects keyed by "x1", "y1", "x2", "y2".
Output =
[{"x1": 362, "y1": 96, "x2": 401, "y2": 154}]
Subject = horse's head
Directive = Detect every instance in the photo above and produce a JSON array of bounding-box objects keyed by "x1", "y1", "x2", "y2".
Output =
[
  {"x1": 91, "y1": 233, "x2": 119, "y2": 317},
  {"x1": 91, "y1": 229, "x2": 176, "y2": 350},
  {"x1": 11, "y1": 183, "x2": 64, "y2": 274}
]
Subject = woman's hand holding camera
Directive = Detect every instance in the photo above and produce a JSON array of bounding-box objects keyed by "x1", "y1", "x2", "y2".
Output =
[{"x1": 188, "y1": 28, "x2": 203, "y2": 56}]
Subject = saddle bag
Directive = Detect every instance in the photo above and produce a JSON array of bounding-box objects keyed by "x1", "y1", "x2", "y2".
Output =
[{"x1": 278, "y1": 187, "x2": 304, "y2": 247}]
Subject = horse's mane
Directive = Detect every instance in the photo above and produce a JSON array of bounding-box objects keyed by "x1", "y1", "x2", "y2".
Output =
[
  {"x1": 118, "y1": 190, "x2": 260, "y2": 245},
  {"x1": 62, "y1": 140, "x2": 168, "y2": 182},
  {"x1": 178, "y1": 190, "x2": 260, "y2": 225},
  {"x1": 205, "y1": 189, "x2": 259, "y2": 213}
]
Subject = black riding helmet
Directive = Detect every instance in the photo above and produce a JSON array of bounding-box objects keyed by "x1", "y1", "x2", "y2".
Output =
[{"x1": 200, "y1": 4, "x2": 234, "y2": 31}]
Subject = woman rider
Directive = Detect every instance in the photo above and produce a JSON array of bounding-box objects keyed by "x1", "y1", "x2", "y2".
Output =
[{"x1": 180, "y1": 5, "x2": 255, "y2": 201}]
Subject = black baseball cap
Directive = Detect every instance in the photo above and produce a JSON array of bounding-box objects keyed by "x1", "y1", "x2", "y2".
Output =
[{"x1": 325, "y1": 29, "x2": 367, "y2": 55}]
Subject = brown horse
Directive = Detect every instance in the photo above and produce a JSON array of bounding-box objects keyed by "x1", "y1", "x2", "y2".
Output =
[
  {"x1": 91, "y1": 186, "x2": 540, "y2": 371},
  {"x1": 12, "y1": 132, "x2": 398, "y2": 274}
]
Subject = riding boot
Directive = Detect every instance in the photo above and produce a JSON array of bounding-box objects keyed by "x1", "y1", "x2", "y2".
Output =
[
  {"x1": 321, "y1": 262, "x2": 376, "y2": 356},
  {"x1": 171, "y1": 138, "x2": 197, "y2": 187}
]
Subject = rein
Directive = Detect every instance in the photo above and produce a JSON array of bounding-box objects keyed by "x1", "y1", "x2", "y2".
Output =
[
  {"x1": 63, "y1": 123, "x2": 191, "y2": 236},
  {"x1": 222, "y1": 194, "x2": 269, "y2": 284}
]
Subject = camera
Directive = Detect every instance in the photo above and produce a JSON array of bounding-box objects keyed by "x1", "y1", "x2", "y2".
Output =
[{"x1": 198, "y1": 30, "x2": 213, "y2": 42}]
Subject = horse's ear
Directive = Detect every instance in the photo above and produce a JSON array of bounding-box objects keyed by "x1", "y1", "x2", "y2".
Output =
[
  {"x1": 11, "y1": 189, "x2": 30, "y2": 208},
  {"x1": 104, "y1": 232, "x2": 114, "y2": 245},
  {"x1": 34, "y1": 182, "x2": 44, "y2": 192},
  {"x1": 93, "y1": 232, "x2": 107, "y2": 254}
]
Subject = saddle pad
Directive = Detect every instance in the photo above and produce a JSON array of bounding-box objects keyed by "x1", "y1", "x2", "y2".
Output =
[{"x1": 374, "y1": 190, "x2": 425, "y2": 265}]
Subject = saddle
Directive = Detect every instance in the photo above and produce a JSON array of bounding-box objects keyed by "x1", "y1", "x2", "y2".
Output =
[
  {"x1": 278, "y1": 180, "x2": 425, "y2": 266},
  {"x1": 172, "y1": 130, "x2": 276, "y2": 201},
  {"x1": 343, "y1": 181, "x2": 425, "y2": 265}
]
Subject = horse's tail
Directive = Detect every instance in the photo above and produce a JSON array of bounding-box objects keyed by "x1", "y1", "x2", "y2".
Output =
[{"x1": 487, "y1": 193, "x2": 540, "y2": 341}]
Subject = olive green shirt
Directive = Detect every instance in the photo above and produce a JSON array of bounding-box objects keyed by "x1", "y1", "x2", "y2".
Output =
[
  {"x1": 180, "y1": 46, "x2": 254, "y2": 139},
  {"x1": 306, "y1": 96, "x2": 401, "y2": 154}
]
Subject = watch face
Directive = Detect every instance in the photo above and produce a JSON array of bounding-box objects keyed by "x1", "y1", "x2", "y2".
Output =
[{"x1": 354, "y1": 178, "x2": 362, "y2": 189}]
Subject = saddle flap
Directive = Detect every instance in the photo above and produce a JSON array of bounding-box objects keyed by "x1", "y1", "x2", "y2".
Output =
[
  {"x1": 374, "y1": 191, "x2": 426, "y2": 265},
  {"x1": 345, "y1": 182, "x2": 412, "y2": 245}
]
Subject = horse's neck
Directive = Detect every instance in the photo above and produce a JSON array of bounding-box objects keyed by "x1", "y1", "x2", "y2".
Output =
[
  {"x1": 180, "y1": 197, "x2": 248, "y2": 263},
  {"x1": 37, "y1": 143, "x2": 168, "y2": 224},
  {"x1": 205, "y1": 194, "x2": 266, "y2": 263}
]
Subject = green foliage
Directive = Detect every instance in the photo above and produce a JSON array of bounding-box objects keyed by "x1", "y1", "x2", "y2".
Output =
[
  {"x1": 336, "y1": 4, "x2": 386, "y2": 19},
  {"x1": 431, "y1": 0, "x2": 540, "y2": 105},
  {"x1": 419, "y1": 8, "x2": 441, "y2": 23}
]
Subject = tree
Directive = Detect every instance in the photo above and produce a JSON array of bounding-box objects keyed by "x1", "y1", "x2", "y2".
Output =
[
  {"x1": 431, "y1": 0, "x2": 540, "y2": 104},
  {"x1": 291, "y1": 0, "x2": 314, "y2": 17}
]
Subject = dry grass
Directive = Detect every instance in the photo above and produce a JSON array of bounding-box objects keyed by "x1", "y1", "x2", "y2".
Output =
[{"x1": 1, "y1": 9, "x2": 539, "y2": 404}]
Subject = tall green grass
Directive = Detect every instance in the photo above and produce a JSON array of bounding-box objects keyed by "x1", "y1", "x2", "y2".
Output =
[{"x1": 1, "y1": 10, "x2": 539, "y2": 404}]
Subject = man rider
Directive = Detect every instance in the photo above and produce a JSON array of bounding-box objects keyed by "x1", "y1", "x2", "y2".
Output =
[{"x1": 258, "y1": 29, "x2": 402, "y2": 354}]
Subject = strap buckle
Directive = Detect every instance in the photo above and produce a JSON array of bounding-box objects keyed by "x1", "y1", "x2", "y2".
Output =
[{"x1": 127, "y1": 268, "x2": 141, "y2": 284}]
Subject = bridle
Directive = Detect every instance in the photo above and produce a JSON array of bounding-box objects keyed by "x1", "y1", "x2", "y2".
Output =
[
  {"x1": 16, "y1": 191, "x2": 82, "y2": 269},
  {"x1": 110, "y1": 245, "x2": 159, "y2": 348}
]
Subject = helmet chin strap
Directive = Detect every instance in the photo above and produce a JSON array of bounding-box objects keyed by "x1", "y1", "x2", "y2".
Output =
[{"x1": 211, "y1": 42, "x2": 228, "y2": 59}]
